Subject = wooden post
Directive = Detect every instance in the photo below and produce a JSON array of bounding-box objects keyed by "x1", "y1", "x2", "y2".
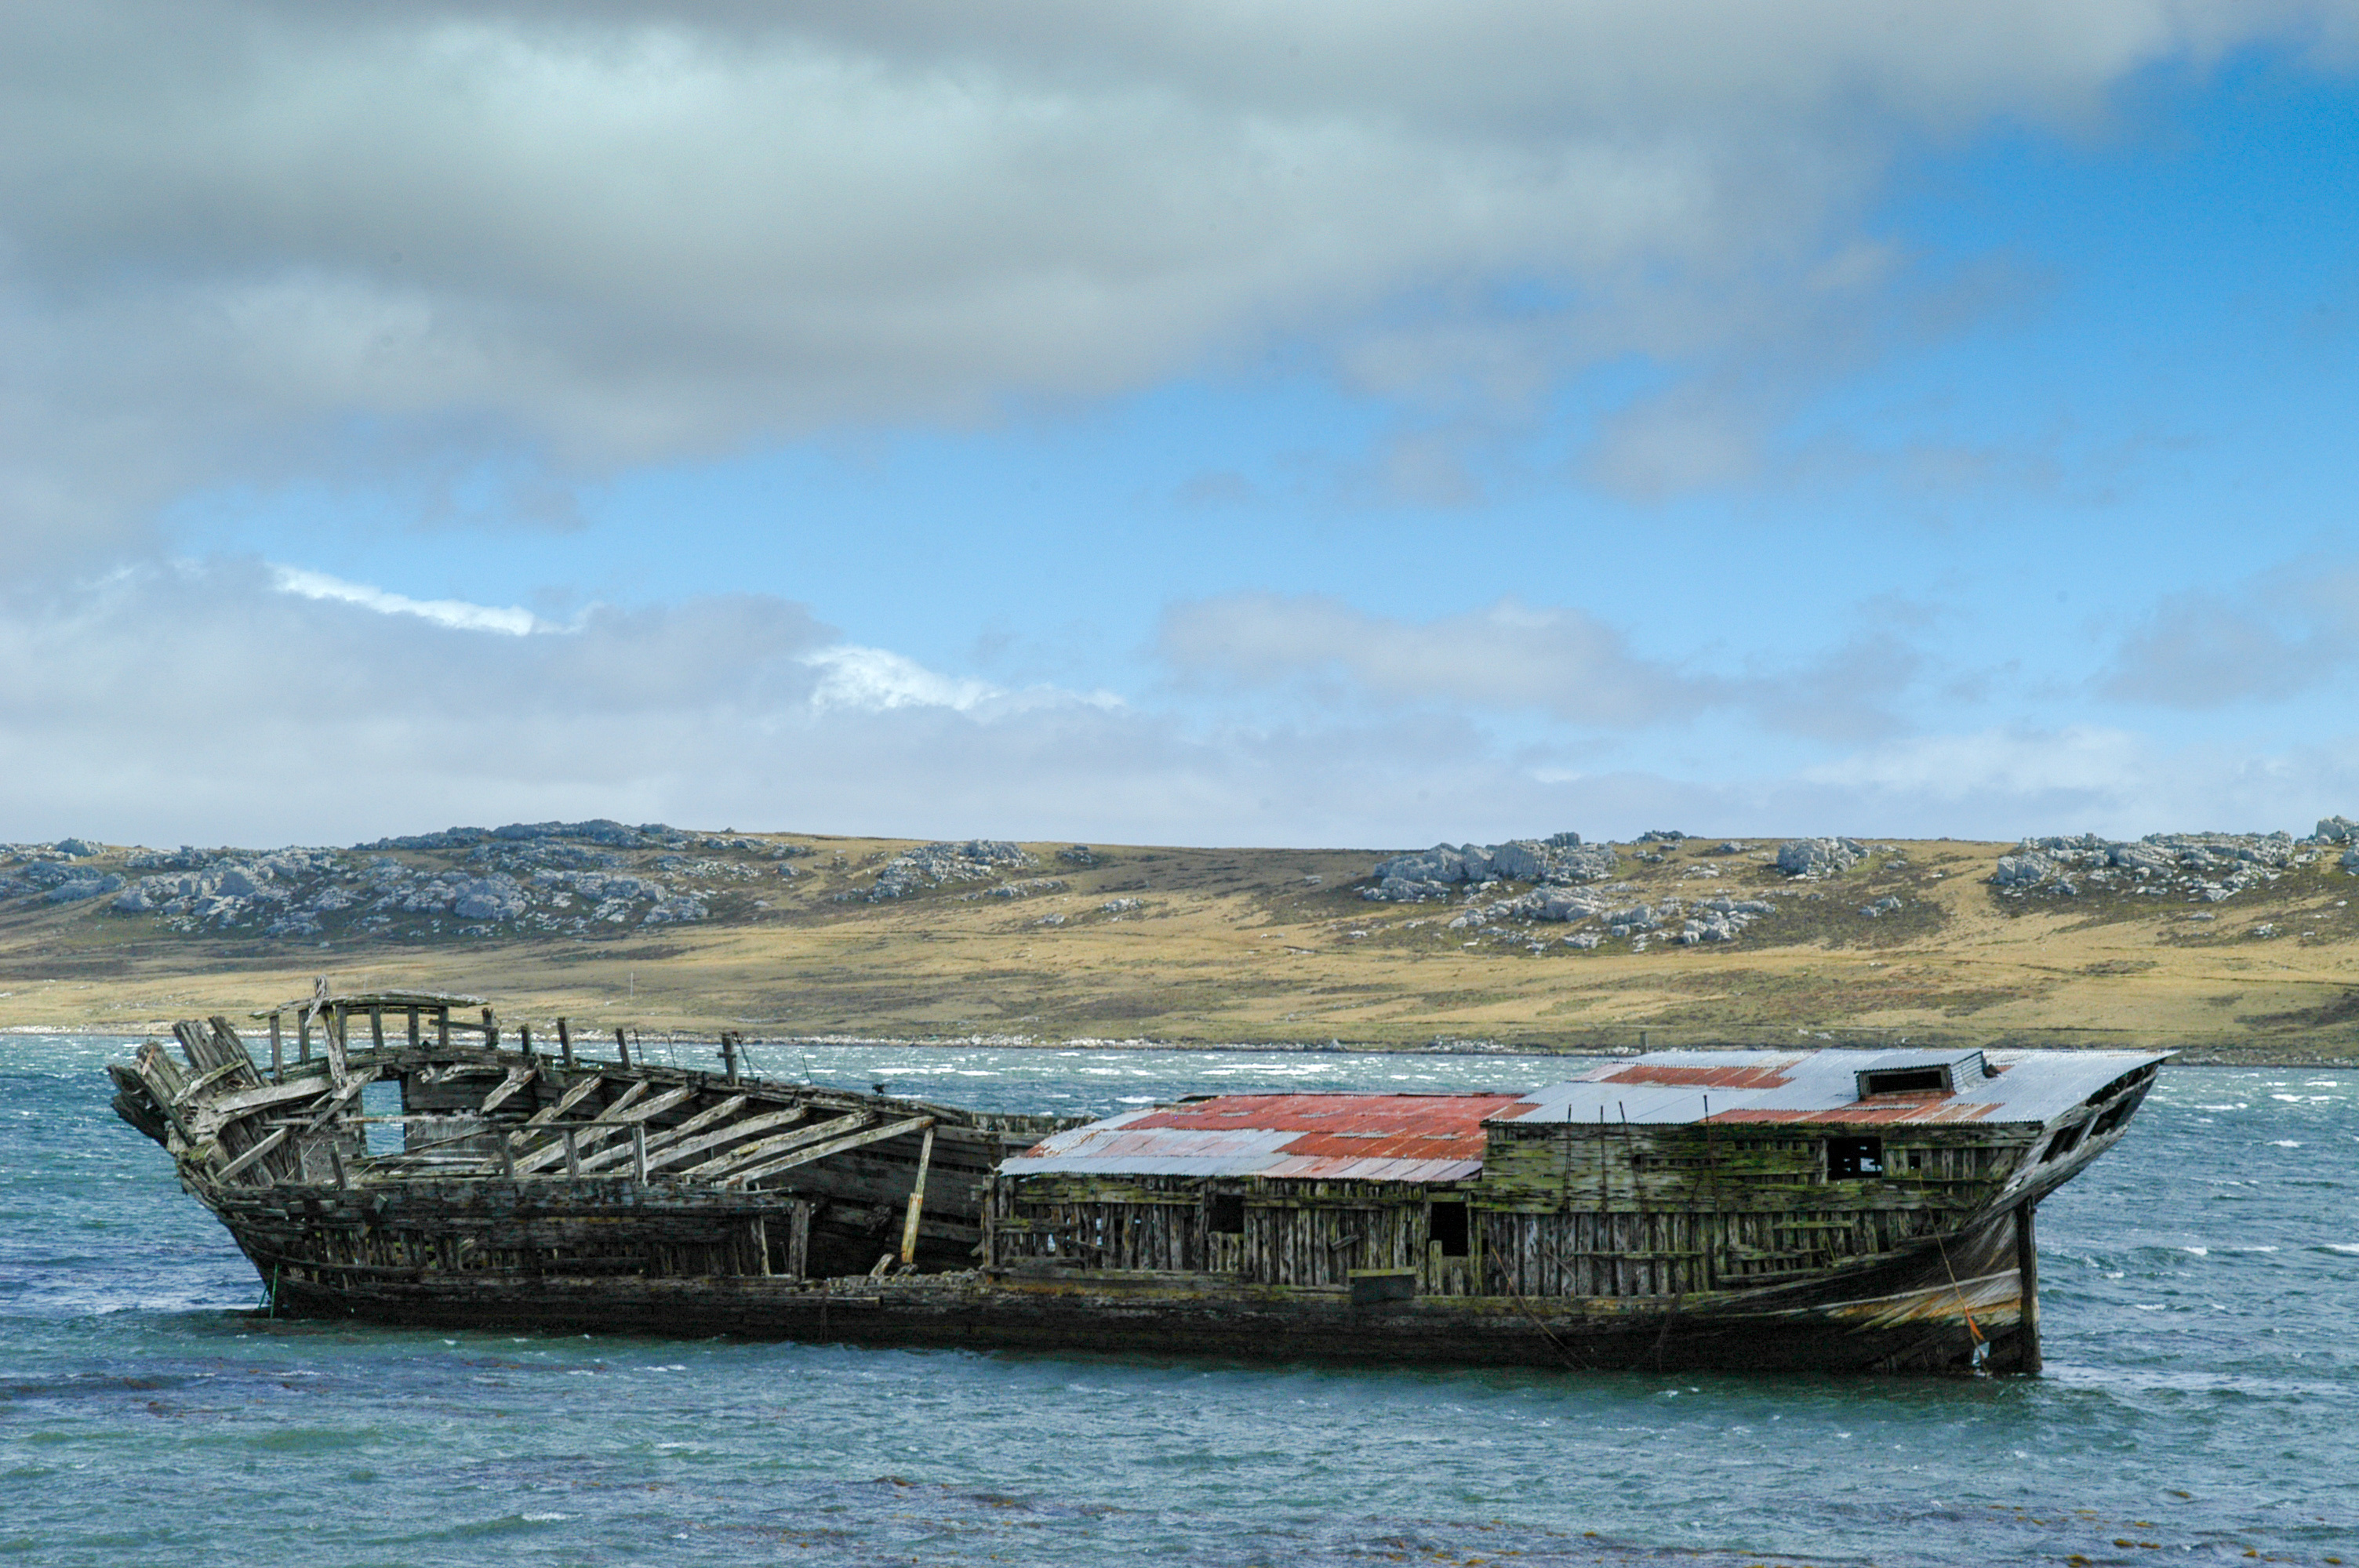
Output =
[
  {"x1": 632, "y1": 1123, "x2": 649, "y2": 1183},
  {"x1": 498, "y1": 1136, "x2": 518, "y2": 1179},
  {"x1": 437, "y1": 1007, "x2": 450, "y2": 1049},
  {"x1": 721, "y1": 1031, "x2": 740, "y2": 1085},
  {"x1": 268, "y1": 1012, "x2": 283, "y2": 1082},
  {"x1": 519, "y1": 1022, "x2": 534, "y2": 1060},
  {"x1": 751, "y1": 1214, "x2": 771, "y2": 1276},
  {"x1": 482, "y1": 1007, "x2": 500, "y2": 1051},
  {"x1": 558, "y1": 1018, "x2": 574, "y2": 1068},
  {"x1": 787, "y1": 1200, "x2": 811, "y2": 1279},
  {"x1": 297, "y1": 1011, "x2": 311, "y2": 1063},
  {"x1": 2013, "y1": 1200, "x2": 2042, "y2": 1375},
  {"x1": 562, "y1": 1127, "x2": 580, "y2": 1178},
  {"x1": 369, "y1": 1004, "x2": 385, "y2": 1051},
  {"x1": 899, "y1": 1123, "x2": 936, "y2": 1266},
  {"x1": 329, "y1": 1145, "x2": 347, "y2": 1190},
  {"x1": 615, "y1": 1027, "x2": 631, "y2": 1069},
  {"x1": 406, "y1": 1007, "x2": 420, "y2": 1048},
  {"x1": 325, "y1": 1007, "x2": 349, "y2": 1080}
]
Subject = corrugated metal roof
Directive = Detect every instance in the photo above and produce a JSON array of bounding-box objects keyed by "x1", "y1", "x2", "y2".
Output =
[
  {"x1": 1500, "y1": 1048, "x2": 2166, "y2": 1129},
  {"x1": 1000, "y1": 1092, "x2": 1522, "y2": 1181},
  {"x1": 1002, "y1": 1049, "x2": 2168, "y2": 1181}
]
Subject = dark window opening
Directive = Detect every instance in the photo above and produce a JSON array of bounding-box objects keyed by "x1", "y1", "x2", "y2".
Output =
[
  {"x1": 1826, "y1": 1136, "x2": 1885, "y2": 1179},
  {"x1": 1861, "y1": 1067, "x2": 1948, "y2": 1097},
  {"x1": 2040, "y1": 1122, "x2": 2088, "y2": 1163},
  {"x1": 2091, "y1": 1098, "x2": 2137, "y2": 1138},
  {"x1": 1430, "y1": 1201, "x2": 1470, "y2": 1258},
  {"x1": 1208, "y1": 1194, "x2": 1245, "y2": 1235}
]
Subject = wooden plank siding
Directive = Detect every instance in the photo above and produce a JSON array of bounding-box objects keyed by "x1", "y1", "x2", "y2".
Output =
[{"x1": 989, "y1": 1121, "x2": 2036, "y2": 1301}]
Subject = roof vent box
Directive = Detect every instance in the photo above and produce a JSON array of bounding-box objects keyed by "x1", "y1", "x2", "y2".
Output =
[{"x1": 1853, "y1": 1050, "x2": 1988, "y2": 1100}]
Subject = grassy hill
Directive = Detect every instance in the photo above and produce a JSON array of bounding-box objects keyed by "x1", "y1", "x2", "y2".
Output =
[{"x1": 4, "y1": 828, "x2": 2357, "y2": 1062}]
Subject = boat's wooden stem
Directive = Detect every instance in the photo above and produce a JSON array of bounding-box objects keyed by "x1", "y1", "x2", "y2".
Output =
[{"x1": 2014, "y1": 1200, "x2": 2041, "y2": 1376}]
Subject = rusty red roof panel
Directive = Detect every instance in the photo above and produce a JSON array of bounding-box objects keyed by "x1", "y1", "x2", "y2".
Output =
[
  {"x1": 1707, "y1": 1103, "x2": 2000, "y2": 1125},
  {"x1": 1010, "y1": 1092, "x2": 1527, "y2": 1179},
  {"x1": 1598, "y1": 1062, "x2": 1801, "y2": 1090}
]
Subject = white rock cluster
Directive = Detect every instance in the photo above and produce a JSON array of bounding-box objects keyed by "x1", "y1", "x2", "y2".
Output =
[
  {"x1": 1441, "y1": 889, "x2": 1777, "y2": 947},
  {"x1": 1364, "y1": 832, "x2": 1618, "y2": 902},
  {"x1": 1986, "y1": 829, "x2": 2331, "y2": 903},
  {"x1": 0, "y1": 840, "x2": 116, "y2": 903},
  {"x1": 32, "y1": 821, "x2": 761, "y2": 939},
  {"x1": 980, "y1": 878, "x2": 1069, "y2": 900},
  {"x1": 863, "y1": 840, "x2": 1036, "y2": 901},
  {"x1": 1680, "y1": 896, "x2": 1780, "y2": 943},
  {"x1": 1776, "y1": 838, "x2": 1868, "y2": 878}
]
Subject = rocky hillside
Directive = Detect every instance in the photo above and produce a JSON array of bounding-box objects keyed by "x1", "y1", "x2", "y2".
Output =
[{"x1": 4, "y1": 820, "x2": 2357, "y2": 1061}]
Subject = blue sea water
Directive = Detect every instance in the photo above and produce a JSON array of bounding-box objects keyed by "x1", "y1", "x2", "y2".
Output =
[{"x1": 2, "y1": 1036, "x2": 2354, "y2": 1567}]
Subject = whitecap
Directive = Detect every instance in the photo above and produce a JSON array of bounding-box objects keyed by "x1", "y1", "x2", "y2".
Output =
[
  {"x1": 2268, "y1": 1140, "x2": 2303, "y2": 1148},
  {"x1": 2181, "y1": 1246, "x2": 2209, "y2": 1256},
  {"x1": 2319, "y1": 1243, "x2": 2359, "y2": 1257}
]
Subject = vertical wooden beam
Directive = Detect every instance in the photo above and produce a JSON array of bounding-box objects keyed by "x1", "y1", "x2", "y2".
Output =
[
  {"x1": 519, "y1": 1022, "x2": 534, "y2": 1061},
  {"x1": 787, "y1": 1200, "x2": 811, "y2": 1280},
  {"x1": 558, "y1": 1018, "x2": 574, "y2": 1068},
  {"x1": 482, "y1": 1007, "x2": 500, "y2": 1051},
  {"x1": 720, "y1": 1031, "x2": 740, "y2": 1085},
  {"x1": 325, "y1": 1006, "x2": 349, "y2": 1081},
  {"x1": 632, "y1": 1123, "x2": 649, "y2": 1184},
  {"x1": 268, "y1": 1012, "x2": 283, "y2": 1082},
  {"x1": 900, "y1": 1123, "x2": 937, "y2": 1266},
  {"x1": 562, "y1": 1127, "x2": 581, "y2": 1178},
  {"x1": 2013, "y1": 1200, "x2": 2042, "y2": 1376},
  {"x1": 369, "y1": 1004, "x2": 385, "y2": 1051},
  {"x1": 297, "y1": 1011, "x2": 311, "y2": 1063},
  {"x1": 751, "y1": 1214, "x2": 770, "y2": 1276},
  {"x1": 406, "y1": 1007, "x2": 420, "y2": 1048},
  {"x1": 436, "y1": 1007, "x2": 450, "y2": 1049},
  {"x1": 615, "y1": 1028, "x2": 631, "y2": 1069}
]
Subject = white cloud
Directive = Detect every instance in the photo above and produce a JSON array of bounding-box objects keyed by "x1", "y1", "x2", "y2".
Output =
[
  {"x1": 1161, "y1": 593, "x2": 1721, "y2": 725},
  {"x1": 268, "y1": 564, "x2": 545, "y2": 636},
  {"x1": 2, "y1": 2, "x2": 2352, "y2": 561},
  {"x1": 802, "y1": 645, "x2": 999, "y2": 713},
  {"x1": 2, "y1": 563, "x2": 2354, "y2": 848},
  {"x1": 1158, "y1": 591, "x2": 1919, "y2": 739}
]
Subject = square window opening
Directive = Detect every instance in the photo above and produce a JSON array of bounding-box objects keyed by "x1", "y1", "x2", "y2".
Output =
[
  {"x1": 1208, "y1": 1194, "x2": 1245, "y2": 1235},
  {"x1": 1826, "y1": 1136, "x2": 1885, "y2": 1179},
  {"x1": 1430, "y1": 1201, "x2": 1470, "y2": 1258},
  {"x1": 1860, "y1": 1067, "x2": 1948, "y2": 1097}
]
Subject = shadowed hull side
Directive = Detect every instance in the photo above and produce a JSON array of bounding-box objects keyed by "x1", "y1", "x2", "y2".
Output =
[{"x1": 239, "y1": 1204, "x2": 2032, "y2": 1376}]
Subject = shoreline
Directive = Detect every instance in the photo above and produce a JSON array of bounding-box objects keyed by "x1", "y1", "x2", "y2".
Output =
[{"x1": 7, "y1": 1022, "x2": 2343, "y2": 1068}]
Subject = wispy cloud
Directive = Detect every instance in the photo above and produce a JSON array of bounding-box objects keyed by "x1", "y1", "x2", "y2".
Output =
[
  {"x1": 1158, "y1": 592, "x2": 1919, "y2": 739},
  {"x1": 268, "y1": 564, "x2": 547, "y2": 636},
  {"x1": 802, "y1": 646, "x2": 1000, "y2": 713},
  {"x1": 2100, "y1": 557, "x2": 2359, "y2": 708}
]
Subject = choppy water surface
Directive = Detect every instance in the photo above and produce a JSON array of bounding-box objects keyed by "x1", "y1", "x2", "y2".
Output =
[{"x1": 2, "y1": 1038, "x2": 2353, "y2": 1567}]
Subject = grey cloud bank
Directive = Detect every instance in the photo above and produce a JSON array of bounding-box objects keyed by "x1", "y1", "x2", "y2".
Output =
[
  {"x1": 2, "y1": 1, "x2": 2349, "y2": 562},
  {"x1": 8, "y1": 564, "x2": 2359, "y2": 851}
]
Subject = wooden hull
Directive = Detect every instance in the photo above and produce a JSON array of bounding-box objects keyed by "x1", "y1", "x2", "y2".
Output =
[{"x1": 236, "y1": 1203, "x2": 2033, "y2": 1376}]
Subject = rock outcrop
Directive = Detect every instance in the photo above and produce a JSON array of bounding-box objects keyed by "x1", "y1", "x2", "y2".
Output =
[
  {"x1": 863, "y1": 840, "x2": 1035, "y2": 901},
  {"x1": 1775, "y1": 838, "x2": 1867, "y2": 878},
  {"x1": 1363, "y1": 832, "x2": 1617, "y2": 902},
  {"x1": 1987, "y1": 830, "x2": 2317, "y2": 902}
]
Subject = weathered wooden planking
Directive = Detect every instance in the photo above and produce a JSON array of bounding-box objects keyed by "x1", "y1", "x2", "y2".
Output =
[{"x1": 723, "y1": 1115, "x2": 935, "y2": 1189}]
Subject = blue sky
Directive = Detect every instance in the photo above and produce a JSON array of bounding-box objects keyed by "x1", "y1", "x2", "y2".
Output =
[{"x1": 5, "y1": 5, "x2": 2358, "y2": 848}]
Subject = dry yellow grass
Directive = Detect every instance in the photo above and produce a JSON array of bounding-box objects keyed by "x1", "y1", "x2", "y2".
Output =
[{"x1": 5, "y1": 833, "x2": 2355, "y2": 1062}]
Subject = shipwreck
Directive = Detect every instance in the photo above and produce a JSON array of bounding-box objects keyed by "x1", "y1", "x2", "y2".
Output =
[{"x1": 110, "y1": 990, "x2": 2165, "y2": 1374}]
